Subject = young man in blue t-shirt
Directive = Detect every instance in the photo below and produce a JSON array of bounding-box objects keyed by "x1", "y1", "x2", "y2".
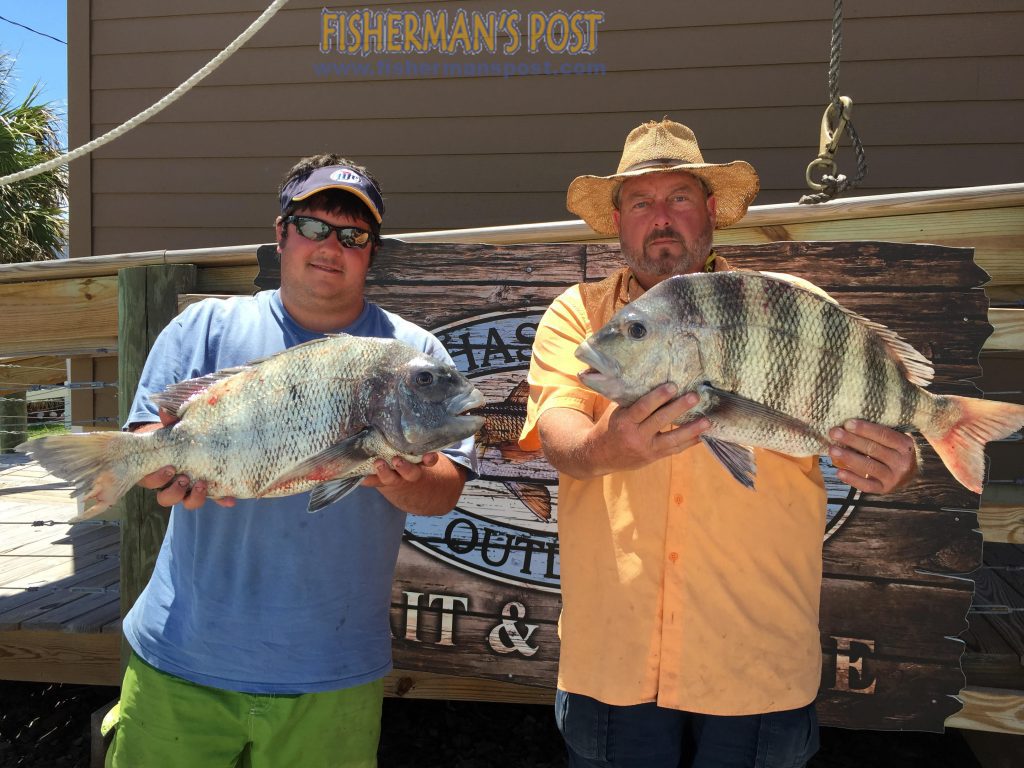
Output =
[{"x1": 105, "y1": 155, "x2": 477, "y2": 768}]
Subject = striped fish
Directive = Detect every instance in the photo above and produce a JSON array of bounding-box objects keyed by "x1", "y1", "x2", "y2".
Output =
[
  {"x1": 19, "y1": 334, "x2": 485, "y2": 519},
  {"x1": 575, "y1": 271, "x2": 1024, "y2": 493}
]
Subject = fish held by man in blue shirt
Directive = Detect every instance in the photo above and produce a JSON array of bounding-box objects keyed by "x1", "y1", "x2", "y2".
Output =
[
  {"x1": 18, "y1": 333, "x2": 486, "y2": 520},
  {"x1": 575, "y1": 270, "x2": 1024, "y2": 493}
]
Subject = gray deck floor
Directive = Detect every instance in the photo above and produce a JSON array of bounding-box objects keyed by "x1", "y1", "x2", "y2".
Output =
[{"x1": 0, "y1": 453, "x2": 121, "y2": 634}]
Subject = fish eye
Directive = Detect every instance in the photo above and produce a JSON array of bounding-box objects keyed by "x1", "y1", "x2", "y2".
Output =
[
  {"x1": 627, "y1": 322, "x2": 647, "y2": 340},
  {"x1": 414, "y1": 371, "x2": 434, "y2": 387}
]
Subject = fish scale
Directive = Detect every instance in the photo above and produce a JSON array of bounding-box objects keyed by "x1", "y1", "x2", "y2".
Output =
[
  {"x1": 575, "y1": 270, "x2": 1024, "y2": 493},
  {"x1": 19, "y1": 333, "x2": 485, "y2": 518},
  {"x1": 810, "y1": 301, "x2": 851, "y2": 428}
]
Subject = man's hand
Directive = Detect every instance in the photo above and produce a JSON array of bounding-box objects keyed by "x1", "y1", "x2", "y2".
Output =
[
  {"x1": 361, "y1": 452, "x2": 467, "y2": 515},
  {"x1": 539, "y1": 384, "x2": 711, "y2": 479},
  {"x1": 597, "y1": 385, "x2": 710, "y2": 471},
  {"x1": 360, "y1": 452, "x2": 439, "y2": 489},
  {"x1": 828, "y1": 419, "x2": 918, "y2": 494},
  {"x1": 133, "y1": 410, "x2": 236, "y2": 510}
]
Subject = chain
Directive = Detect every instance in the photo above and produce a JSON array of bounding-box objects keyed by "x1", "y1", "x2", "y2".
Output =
[{"x1": 799, "y1": 0, "x2": 868, "y2": 204}]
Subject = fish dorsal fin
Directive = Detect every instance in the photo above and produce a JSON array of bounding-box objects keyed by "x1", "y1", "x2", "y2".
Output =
[
  {"x1": 846, "y1": 312, "x2": 934, "y2": 387},
  {"x1": 150, "y1": 367, "x2": 249, "y2": 417},
  {"x1": 150, "y1": 335, "x2": 355, "y2": 417},
  {"x1": 240, "y1": 334, "x2": 349, "y2": 368},
  {"x1": 257, "y1": 428, "x2": 377, "y2": 498}
]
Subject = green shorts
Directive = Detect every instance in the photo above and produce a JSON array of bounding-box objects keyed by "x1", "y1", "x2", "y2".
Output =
[{"x1": 105, "y1": 654, "x2": 383, "y2": 768}]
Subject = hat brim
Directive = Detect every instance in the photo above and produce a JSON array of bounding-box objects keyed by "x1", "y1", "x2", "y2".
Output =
[
  {"x1": 566, "y1": 161, "x2": 760, "y2": 235},
  {"x1": 291, "y1": 183, "x2": 383, "y2": 224}
]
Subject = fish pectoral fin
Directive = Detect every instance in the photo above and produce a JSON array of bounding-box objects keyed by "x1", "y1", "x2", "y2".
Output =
[
  {"x1": 702, "y1": 386, "x2": 827, "y2": 444},
  {"x1": 307, "y1": 476, "x2": 365, "y2": 513},
  {"x1": 258, "y1": 429, "x2": 376, "y2": 496},
  {"x1": 700, "y1": 436, "x2": 757, "y2": 490}
]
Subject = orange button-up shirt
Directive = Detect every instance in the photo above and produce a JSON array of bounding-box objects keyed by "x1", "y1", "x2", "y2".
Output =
[{"x1": 520, "y1": 267, "x2": 826, "y2": 715}]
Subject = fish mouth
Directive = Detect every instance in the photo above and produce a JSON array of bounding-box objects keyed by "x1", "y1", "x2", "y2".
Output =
[
  {"x1": 576, "y1": 340, "x2": 614, "y2": 372},
  {"x1": 575, "y1": 341, "x2": 625, "y2": 398},
  {"x1": 450, "y1": 388, "x2": 487, "y2": 431}
]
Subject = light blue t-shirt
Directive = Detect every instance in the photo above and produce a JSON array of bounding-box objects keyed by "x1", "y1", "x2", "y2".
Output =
[{"x1": 123, "y1": 290, "x2": 476, "y2": 693}]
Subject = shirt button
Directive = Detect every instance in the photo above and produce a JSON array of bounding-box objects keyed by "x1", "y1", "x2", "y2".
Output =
[
  {"x1": 673, "y1": 494, "x2": 683, "y2": 505},
  {"x1": 668, "y1": 552, "x2": 679, "y2": 562}
]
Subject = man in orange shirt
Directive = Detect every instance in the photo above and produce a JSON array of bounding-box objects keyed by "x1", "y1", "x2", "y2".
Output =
[{"x1": 520, "y1": 119, "x2": 918, "y2": 767}]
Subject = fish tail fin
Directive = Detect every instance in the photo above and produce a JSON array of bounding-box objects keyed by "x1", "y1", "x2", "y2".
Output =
[
  {"x1": 16, "y1": 432, "x2": 141, "y2": 520},
  {"x1": 922, "y1": 395, "x2": 1024, "y2": 494}
]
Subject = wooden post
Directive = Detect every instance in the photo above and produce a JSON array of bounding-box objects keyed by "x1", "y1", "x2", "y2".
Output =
[
  {"x1": 0, "y1": 391, "x2": 27, "y2": 452},
  {"x1": 116, "y1": 264, "x2": 196, "y2": 669}
]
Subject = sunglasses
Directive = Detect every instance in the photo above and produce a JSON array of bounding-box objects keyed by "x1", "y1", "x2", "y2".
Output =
[{"x1": 283, "y1": 215, "x2": 373, "y2": 248}]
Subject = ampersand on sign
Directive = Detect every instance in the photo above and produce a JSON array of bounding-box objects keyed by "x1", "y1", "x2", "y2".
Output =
[{"x1": 487, "y1": 601, "x2": 539, "y2": 656}]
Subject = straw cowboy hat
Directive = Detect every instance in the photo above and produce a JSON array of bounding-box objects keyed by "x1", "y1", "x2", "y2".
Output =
[{"x1": 567, "y1": 119, "x2": 760, "y2": 234}]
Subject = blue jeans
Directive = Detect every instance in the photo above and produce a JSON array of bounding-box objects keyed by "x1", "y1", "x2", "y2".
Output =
[{"x1": 555, "y1": 690, "x2": 819, "y2": 768}]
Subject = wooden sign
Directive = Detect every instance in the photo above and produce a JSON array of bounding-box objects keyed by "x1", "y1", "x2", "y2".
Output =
[{"x1": 258, "y1": 239, "x2": 987, "y2": 730}]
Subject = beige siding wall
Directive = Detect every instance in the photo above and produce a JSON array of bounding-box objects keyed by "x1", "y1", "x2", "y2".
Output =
[{"x1": 71, "y1": 0, "x2": 1024, "y2": 256}]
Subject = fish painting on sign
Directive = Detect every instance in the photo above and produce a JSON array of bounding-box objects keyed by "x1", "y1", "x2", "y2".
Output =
[
  {"x1": 404, "y1": 308, "x2": 564, "y2": 592},
  {"x1": 18, "y1": 333, "x2": 485, "y2": 519},
  {"x1": 473, "y1": 379, "x2": 557, "y2": 522},
  {"x1": 576, "y1": 270, "x2": 1024, "y2": 494}
]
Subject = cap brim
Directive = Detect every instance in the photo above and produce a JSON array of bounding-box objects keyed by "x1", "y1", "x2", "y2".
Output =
[
  {"x1": 566, "y1": 161, "x2": 760, "y2": 235},
  {"x1": 291, "y1": 184, "x2": 383, "y2": 223}
]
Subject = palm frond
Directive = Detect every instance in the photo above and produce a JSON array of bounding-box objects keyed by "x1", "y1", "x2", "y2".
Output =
[{"x1": 0, "y1": 52, "x2": 68, "y2": 264}]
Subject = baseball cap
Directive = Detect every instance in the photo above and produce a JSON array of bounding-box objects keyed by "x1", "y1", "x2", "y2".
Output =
[{"x1": 279, "y1": 165, "x2": 385, "y2": 223}]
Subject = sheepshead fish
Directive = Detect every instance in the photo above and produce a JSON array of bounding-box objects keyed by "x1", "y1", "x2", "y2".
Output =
[
  {"x1": 19, "y1": 334, "x2": 485, "y2": 519},
  {"x1": 575, "y1": 270, "x2": 1024, "y2": 493}
]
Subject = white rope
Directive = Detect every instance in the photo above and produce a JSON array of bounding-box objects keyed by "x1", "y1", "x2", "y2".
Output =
[{"x1": 0, "y1": 0, "x2": 292, "y2": 188}]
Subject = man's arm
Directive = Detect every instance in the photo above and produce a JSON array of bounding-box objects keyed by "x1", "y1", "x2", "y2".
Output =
[
  {"x1": 538, "y1": 385, "x2": 711, "y2": 479},
  {"x1": 361, "y1": 452, "x2": 469, "y2": 515}
]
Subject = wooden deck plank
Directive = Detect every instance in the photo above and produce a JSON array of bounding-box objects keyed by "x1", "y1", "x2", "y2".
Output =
[
  {"x1": 0, "y1": 541, "x2": 119, "y2": 589},
  {"x1": 0, "y1": 505, "x2": 76, "y2": 526},
  {"x1": 0, "y1": 520, "x2": 113, "y2": 557},
  {"x1": 23, "y1": 590, "x2": 122, "y2": 633},
  {"x1": 0, "y1": 523, "x2": 61, "y2": 554},
  {"x1": 0, "y1": 560, "x2": 121, "y2": 630},
  {"x1": 1, "y1": 524, "x2": 118, "y2": 559},
  {"x1": 0, "y1": 454, "x2": 121, "y2": 638}
]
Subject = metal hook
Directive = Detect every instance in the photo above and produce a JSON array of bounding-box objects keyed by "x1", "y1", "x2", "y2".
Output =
[
  {"x1": 819, "y1": 96, "x2": 853, "y2": 157},
  {"x1": 805, "y1": 157, "x2": 837, "y2": 191},
  {"x1": 805, "y1": 96, "x2": 853, "y2": 191}
]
